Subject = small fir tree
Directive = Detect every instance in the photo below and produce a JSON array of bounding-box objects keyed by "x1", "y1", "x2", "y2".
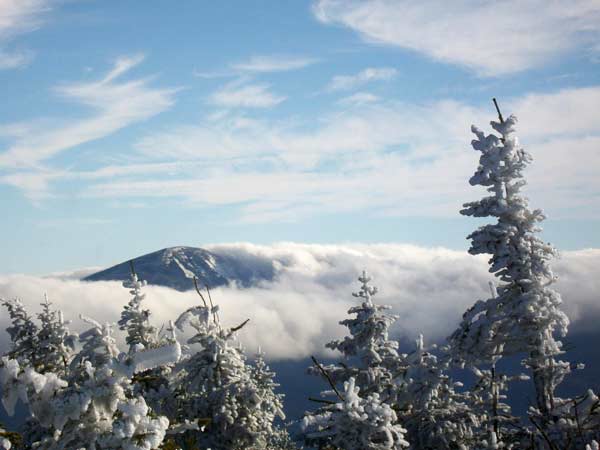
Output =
[
  {"x1": 1, "y1": 299, "x2": 39, "y2": 367},
  {"x1": 36, "y1": 295, "x2": 76, "y2": 375},
  {"x1": 119, "y1": 264, "x2": 157, "y2": 352},
  {"x1": 315, "y1": 271, "x2": 403, "y2": 398}
]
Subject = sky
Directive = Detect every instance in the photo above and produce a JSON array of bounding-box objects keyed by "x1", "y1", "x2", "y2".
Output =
[{"x1": 1, "y1": 0, "x2": 600, "y2": 274}]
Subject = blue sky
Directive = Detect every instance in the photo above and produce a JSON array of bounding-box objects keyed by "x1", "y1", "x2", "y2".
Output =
[{"x1": 1, "y1": 0, "x2": 599, "y2": 274}]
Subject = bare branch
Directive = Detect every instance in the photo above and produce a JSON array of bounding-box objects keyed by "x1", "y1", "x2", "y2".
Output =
[
  {"x1": 493, "y1": 97, "x2": 504, "y2": 124},
  {"x1": 206, "y1": 284, "x2": 220, "y2": 324},
  {"x1": 192, "y1": 277, "x2": 208, "y2": 308},
  {"x1": 230, "y1": 318, "x2": 250, "y2": 333},
  {"x1": 311, "y1": 355, "x2": 344, "y2": 401},
  {"x1": 129, "y1": 260, "x2": 136, "y2": 278},
  {"x1": 308, "y1": 397, "x2": 336, "y2": 404},
  {"x1": 529, "y1": 416, "x2": 559, "y2": 450}
]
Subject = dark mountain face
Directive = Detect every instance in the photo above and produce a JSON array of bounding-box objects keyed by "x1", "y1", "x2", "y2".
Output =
[{"x1": 83, "y1": 246, "x2": 276, "y2": 291}]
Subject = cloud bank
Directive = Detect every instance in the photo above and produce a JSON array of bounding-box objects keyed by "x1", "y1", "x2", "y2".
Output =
[{"x1": 1, "y1": 243, "x2": 598, "y2": 361}]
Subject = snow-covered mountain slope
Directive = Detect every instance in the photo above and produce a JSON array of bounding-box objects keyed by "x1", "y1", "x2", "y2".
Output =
[{"x1": 83, "y1": 246, "x2": 276, "y2": 291}]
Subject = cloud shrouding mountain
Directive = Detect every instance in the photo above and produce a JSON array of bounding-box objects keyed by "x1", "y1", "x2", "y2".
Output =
[{"x1": 1, "y1": 243, "x2": 598, "y2": 360}]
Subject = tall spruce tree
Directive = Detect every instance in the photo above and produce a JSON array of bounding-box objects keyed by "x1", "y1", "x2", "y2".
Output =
[{"x1": 449, "y1": 105, "x2": 571, "y2": 437}]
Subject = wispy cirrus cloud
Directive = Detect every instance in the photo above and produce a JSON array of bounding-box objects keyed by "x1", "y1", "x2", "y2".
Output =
[
  {"x1": 0, "y1": 54, "x2": 179, "y2": 198},
  {"x1": 336, "y1": 92, "x2": 380, "y2": 106},
  {"x1": 194, "y1": 54, "x2": 317, "y2": 79},
  {"x1": 313, "y1": 0, "x2": 600, "y2": 76},
  {"x1": 209, "y1": 79, "x2": 286, "y2": 109},
  {"x1": 76, "y1": 86, "x2": 600, "y2": 223},
  {"x1": 230, "y1": 55, "x2": 318, "y2": 73},
  {"x1": 0, "y1": 0, "x2": 52, "y2": 69},
  {"x1": 327, "y1": 67, "x2": 397, "y2": 91}
]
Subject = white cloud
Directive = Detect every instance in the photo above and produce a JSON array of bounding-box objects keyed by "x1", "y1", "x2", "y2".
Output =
[
  {"x1": 0, "y1": 48, "x2": 32, "y2": 69},
  {"x1": 337, "y1": 92, "x2": 380, "y2": 106},
  {"x1": 230, "y1": 55, "x2": 317, "y2": 73},
  {"x1": 209, "y1": 80, "x2": 286, "y2": 109},
  {"x1": 506, "y1": 86, "x2": 600, "y2": 138},
  {"x1": 7, "y1": 83, "x2": 599, "y2": 223},
  {"x1": 82, "y1": 99, "x2": 481, "y2": 221},
  {"x1": 0, "y1": 0, "x2": 52, "y2": 69},
  {"x1": 0, "y1": 54, "x2": 177, "y2": 169},
  {"x1": 0, "y1": 55, "x2": 178, "y2": 198},
  {"x1": 313, "y1": 0, "x2": 600, "y2": 76},
  {"x1": 327, "y1": 67, "x2": 397, "y2": 91},
  {"x1": 1, "y1": 243, "x2": 598, "y2": 360},
  {"x1": 77, "y1": 86, "x2": 600, "y2": 222},
  {"x1": 0, "y1": 167, "x2": 63, "y2": 201}
]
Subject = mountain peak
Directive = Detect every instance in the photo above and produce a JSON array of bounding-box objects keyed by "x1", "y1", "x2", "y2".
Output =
[{"x1": 83, "y1": 246, "x2": 276, "y2": 291}]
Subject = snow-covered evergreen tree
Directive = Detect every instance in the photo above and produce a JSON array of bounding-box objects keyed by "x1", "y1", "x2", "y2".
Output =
[
  {"x1": 398, "y1": 335, "x2": 479, "y2": 449},
  {"x1": 173, "y1": 300, "x2": 285, "y2": 450},
  {"x1": 314, "y1": 271, "x2": 403, "y2": 398},
  {"x1": 251, "y1": 349, "x2": 287, "y2": 435},
  {"x1": 467, "y1": 365, "x2": 530, "y2": 447},
  {"x1": 304, "y1": 272, "x2": 480, "y2": 448},
  {"x1": 36, "y1": 295, "x2": 76, "y2": 375},
  {"x1": 449, "y1": 112, "x2": 571, "y2": 424},
  {"x1": 1, "y1": 299, "x2": 39, "y2": 367},
  {"x1": 119, "y1": 266, "x2": 157, "y2": 353},
  {"x1": 1, "y1": 311, "x2": 171, "y2": 450},
  {"x1": 71, "y1": 316, "x2": 121, "y2": 374},
  {"x1": 302, "y1": 377, "x2": 409, "y2": 450}
]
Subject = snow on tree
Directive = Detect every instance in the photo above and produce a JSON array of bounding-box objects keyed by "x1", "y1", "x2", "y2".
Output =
[
  {"x1": 1, "y1": 298, "x2": 39, "y2": 367},
  {"x1": 313, "y1": 271, "x2": 403, "y2": 398},
  {"x1": 0, "y1": 311, "x2": 171, "y2": 450},
  {"x1": 304, "y1": 271, "x2": 482, "y2": 448},
  {"x1": 250, "y1": 349, "x2": 286, "y2": 429},
  {"x1": 397, "y1": 335, "x2": 480, "y2": 449},
  {"x1": 535, "y1": 388, "x2": 600, "y2": 447},
  {"x1": 448, "y1": 107, "x2": 571, "y2": 424},
  {"x1": 71, "y1": 316, "x2": 121, "y2": 374},
  {"x1": 0, "y1": 356, "x2": 169, "y2": 450},
  {"x1": 119, "y1": 263, "x2": 157, "y2": 353},
  {"x1": 172, "y1": 286, "x2": 285, "y2": 450},
  {"x1": 302, "y1": 377, "x2": 409, "y2": 450},
  {"x1": 36, "y1": 295, "x2": 77, "y2": 375},
  {"x1": 467, "y1": 365, "x2": 530, "y2": 446}
]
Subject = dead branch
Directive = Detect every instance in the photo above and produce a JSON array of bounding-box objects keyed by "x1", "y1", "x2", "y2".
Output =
[
  {"x1": 308, "y1": 397, "x2": 336, "y2": 404},
  {"x1": 230, "y1": 318, "x2": 250, "y2": 333},
  {"x1": 129, "y1": 260, "x2": 136, "y2": 278},
  {"x1": 493, "y1": 97, "x2": 504, "y2": 124},
  {"x1": 192, "y1": 277, "x2": 208, "y2": 308},
  {"x1": 311, "y1": 355, "x2": 344, "y2": 401}
]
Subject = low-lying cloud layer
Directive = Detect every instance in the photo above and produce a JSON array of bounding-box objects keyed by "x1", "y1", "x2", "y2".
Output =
[{"x1": 1, "y1": 243, "x2": 599, "y2": 360}]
